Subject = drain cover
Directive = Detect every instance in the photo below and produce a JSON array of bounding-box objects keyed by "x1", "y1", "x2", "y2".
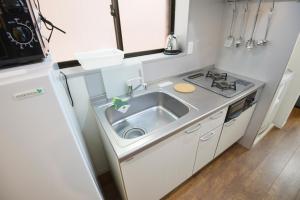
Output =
[{"x1": 122, "y1": 128, "x2": 146, "y2": 139}]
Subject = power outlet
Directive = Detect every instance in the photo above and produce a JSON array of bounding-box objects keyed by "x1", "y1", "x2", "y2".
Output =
[{"x1": 187, "y1": 41, "x2": 194, "y2": 55}]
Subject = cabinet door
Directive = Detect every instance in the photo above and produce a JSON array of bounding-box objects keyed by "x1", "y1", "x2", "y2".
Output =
[
  {"x1": 120, "y1": 130, "x2": 199, "y2": 200},
  {"x1": 193, "y1": 126, "x2": 223, "y2": 174},
  {"x1": 215, "y1": 104, "x2": 256, "y2": 157}
]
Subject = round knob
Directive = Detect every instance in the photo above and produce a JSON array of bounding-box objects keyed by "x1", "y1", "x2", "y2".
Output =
[
  {"x1": 6, "y1": 20, "x2": 35, "y2": 49},
  {"x1": 11, "y1": 24, "x2": 33, "y2": 44}
]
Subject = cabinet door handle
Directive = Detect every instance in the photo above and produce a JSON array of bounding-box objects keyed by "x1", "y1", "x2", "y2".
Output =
[
  {"x1": 185, "y1": 123, "x2": 202, "y2": 134},
  {"x1": 209, "y1": 111, "x2": 224, "y2": 120},
  {"x1": 224, "y1": 119, "x2": 237, "y2": 127},
  {"x1": 200, "y1": 131, "x2": 217, "y2": 141}
]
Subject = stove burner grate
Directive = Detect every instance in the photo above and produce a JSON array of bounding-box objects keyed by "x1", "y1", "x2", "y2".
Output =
[
  {"x1": 236, "y1": 79, "x2": 252, "y2": 86},
  {"x1": 206, "y1": 71, "x2": 228, "y2": 81},
  {"x1": 187, "y1": 73, "x2": 204, "y2": 79},
  {"x1": 211, "y1": 80, "x2": 237, "y2": 91}
]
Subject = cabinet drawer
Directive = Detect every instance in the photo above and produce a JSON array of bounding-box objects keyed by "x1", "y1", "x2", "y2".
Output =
[{"x1": 185, "y1": 107, "x2": 228, "y2": 136}]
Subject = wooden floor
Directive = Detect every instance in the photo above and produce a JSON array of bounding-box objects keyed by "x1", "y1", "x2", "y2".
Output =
[{"x1": 99, "y1": 108, "x2": 300, "y2": 200}]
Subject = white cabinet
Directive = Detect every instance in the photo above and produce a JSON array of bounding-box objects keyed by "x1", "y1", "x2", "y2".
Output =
[
  {"x1": 120, "y1": 107, "x2": 228, "y2": 200},
  {"x1": 120, "y1": 129, "x2": 199, "y2": 200},
  {"x1": 193, "y1": 126, "x2": 223, "y2": 174},
  {"x1": 215, "y1": 104, "x2": 256, "y2": 157}
]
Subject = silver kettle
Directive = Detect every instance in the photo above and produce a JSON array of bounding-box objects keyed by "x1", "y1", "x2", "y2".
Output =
[{"x1": 164, "y1": 33, "x2": 181, "y2": 55}]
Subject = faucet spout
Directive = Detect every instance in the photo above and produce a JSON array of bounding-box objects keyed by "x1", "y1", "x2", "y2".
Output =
[{"x1": 127, "y1": 82, "x2": 147, "y2": 97}]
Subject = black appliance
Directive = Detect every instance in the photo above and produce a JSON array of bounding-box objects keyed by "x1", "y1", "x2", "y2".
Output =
[
  {"x1": 0, "y1": 0, "x2": 47, "y2": 68},
  {"x1": 225, "y1": 91, "x2": 257, "y2": 122}
]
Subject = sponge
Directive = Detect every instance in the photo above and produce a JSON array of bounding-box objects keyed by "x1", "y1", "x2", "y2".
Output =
[{"x1": 112, "y1": 97, "x2": 130, "y2": 113}]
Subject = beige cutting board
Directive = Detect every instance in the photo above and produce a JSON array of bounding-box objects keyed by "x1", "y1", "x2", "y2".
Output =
[{"x1": 174, "y1": 83, "x2": 196, "y2": 93}]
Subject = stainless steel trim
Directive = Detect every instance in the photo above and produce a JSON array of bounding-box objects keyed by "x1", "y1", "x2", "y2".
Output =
[
  {"x1": 209, "y1": 111, "x2": 224, "y2": 120},
  {"x1": 162, "y1": 90, "x2": 199, "y2": 111},
  {"x1": 90, "y1": 65, "x2": 265, "y2": 162}
]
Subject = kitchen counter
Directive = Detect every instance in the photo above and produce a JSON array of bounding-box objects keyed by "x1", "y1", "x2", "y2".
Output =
[{"x1": 91, "y1": 66, "x2": 265, "y2": 162}]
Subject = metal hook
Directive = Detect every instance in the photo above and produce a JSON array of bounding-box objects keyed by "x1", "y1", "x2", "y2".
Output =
[
  {"x1": 271, "y1": 0, "x2": 275, "y2": 11},
  {"x1": 234, "y1": 0, "x2": 237, "y2": 10}
]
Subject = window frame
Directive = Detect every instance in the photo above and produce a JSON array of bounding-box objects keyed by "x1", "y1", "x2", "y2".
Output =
[{"x1": 110, "y1": 0, "x2": 176, "y2": 58}]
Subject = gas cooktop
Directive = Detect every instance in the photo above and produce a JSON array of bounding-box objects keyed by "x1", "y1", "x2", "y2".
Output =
[{"x1": 184, "y1": 69, "x2": 254, "y2": 98}]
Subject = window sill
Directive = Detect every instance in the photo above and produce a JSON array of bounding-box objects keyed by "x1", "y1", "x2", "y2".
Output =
[
  {"x1": 124, "y1": 52, "x2": 187, "y2": 64},
  {"x1": 60, "y1": 52, "x2": 187, "y2": 78}
]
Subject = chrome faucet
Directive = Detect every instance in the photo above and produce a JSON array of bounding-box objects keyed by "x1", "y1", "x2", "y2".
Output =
[
  {"x1": 127, "y1": 77, "x2": 147, "y2": 97},
  {"x1": 127, "y1": 82, "x2": 147, "y2": 97}
]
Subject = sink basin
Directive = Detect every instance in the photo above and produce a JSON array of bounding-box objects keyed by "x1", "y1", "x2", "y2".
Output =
[{"x1": 105, "y1": 92, "x2": 189, "y2": 140}]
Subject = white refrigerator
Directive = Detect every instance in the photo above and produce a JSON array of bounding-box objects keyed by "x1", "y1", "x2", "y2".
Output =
[{"x1": 0, "y1": 59, "x2": 104, "y2": 200}]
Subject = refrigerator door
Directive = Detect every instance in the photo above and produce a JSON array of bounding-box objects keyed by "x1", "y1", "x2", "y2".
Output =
[
  {"x1": 0, "y1": 62, "x2": 103, "y2": 200},
  {"x1": 49, "y1": 68, "x2": 98, "y2": 181}
]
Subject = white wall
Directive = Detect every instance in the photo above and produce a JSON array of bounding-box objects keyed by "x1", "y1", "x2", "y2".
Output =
[
  {"x1": 216, "y1": 2, "x2": 300, "y2": 148},
  {"x1": 144, "y1": 0, "x2": 225, "y2": 82}
]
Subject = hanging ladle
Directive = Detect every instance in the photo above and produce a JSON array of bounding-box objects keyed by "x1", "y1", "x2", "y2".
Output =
[
  {"x1": 235, "y1": 0, "x2": 249, "y2": 47},
  {"x1": 257, "y1": 0, "x2": 275, "y2": 46},
  {"x1": 246, "y1": 0, "x2": 262, "y2": 49},
  {"x1": 224, "y1": 0, "x2": 237, "y2": 48}
]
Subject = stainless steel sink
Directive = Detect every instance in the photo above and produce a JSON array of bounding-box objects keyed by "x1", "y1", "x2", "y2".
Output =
[{"x1": 105, "y1": 92, "x2": 189, "y2": 140}]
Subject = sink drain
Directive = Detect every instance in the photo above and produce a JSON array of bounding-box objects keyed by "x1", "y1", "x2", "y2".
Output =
[{"x1": 122, "y1": 128, "x2": 146, "y2": 139}]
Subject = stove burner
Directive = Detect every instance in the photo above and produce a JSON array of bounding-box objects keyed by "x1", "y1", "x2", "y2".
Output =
[
  {"x1": 206, "y1": 71, "x2": 228, "y2": 81},
  {"x1": 211, "y1": 80, "x2": 237, "y2": 91},
  {"x1": 187, "y1": 73, "x2": 204, "y2": 79},
  {"x1": 236, "y1": 79, "x2": 252, "y2": 86},
  {"x1": 183, "y1": 69, "x2": 255, "y2": 98}
]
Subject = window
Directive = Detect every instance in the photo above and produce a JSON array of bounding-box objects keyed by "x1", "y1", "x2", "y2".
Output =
[
  {"x1": 37, "y1": 0, "x2": 177, "y2": 67},
  {"x1": 111, "y1": 0, "x2": 175, "y2": 58},
  {"x1": 38, "y1": 0, "x2": 116, "y2": 62}
]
